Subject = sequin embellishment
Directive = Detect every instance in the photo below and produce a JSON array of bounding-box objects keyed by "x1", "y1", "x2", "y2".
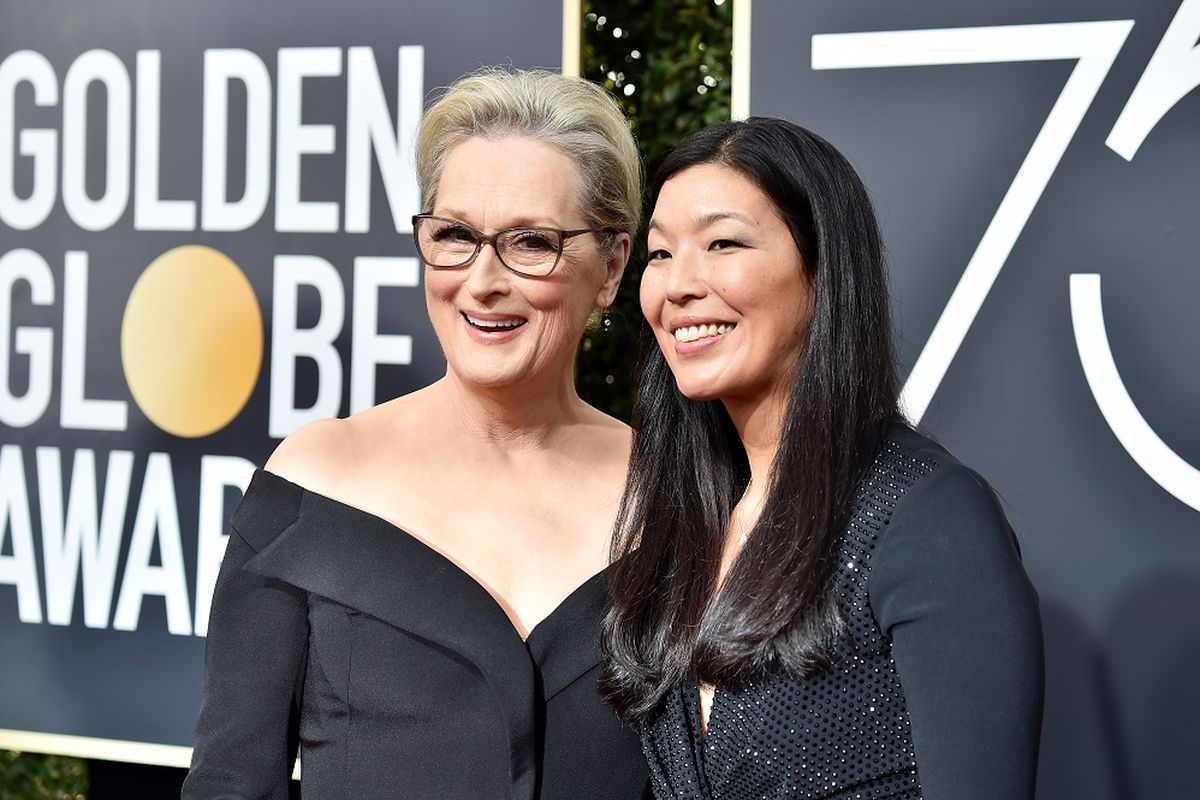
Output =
[{"x1": 641, "y1": 438, "x2": 938, "y2": 799}]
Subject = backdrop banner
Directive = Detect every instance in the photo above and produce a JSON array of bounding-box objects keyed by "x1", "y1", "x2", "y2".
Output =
[
  {"x1": 745, "y1": 0, "x2": 1199, "y2": 796},
  {"x1": 0, "y1": 0, "x2": 568, "y2": 762}
]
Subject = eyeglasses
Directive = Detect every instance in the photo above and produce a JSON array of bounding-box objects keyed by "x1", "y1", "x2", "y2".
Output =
[{"x1": 412, "y1": 214, "x2": 606, "y2": 278}]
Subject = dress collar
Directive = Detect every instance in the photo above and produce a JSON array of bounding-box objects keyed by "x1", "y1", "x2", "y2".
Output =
[{"x1": 231, "y1": 468, "x2": 609, "y2": 800}]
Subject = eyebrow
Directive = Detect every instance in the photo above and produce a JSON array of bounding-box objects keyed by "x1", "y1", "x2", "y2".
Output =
[
  {"x1": 648, "y1": 210, "x2": 758, "y2": 232},
  {"x1": 434, "y1": 208, "x2": 569, "y2": 230}
]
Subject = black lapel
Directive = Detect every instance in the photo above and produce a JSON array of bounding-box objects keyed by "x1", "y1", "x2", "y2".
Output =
[
  {"x1": 526, "y1": 569, "x2": 607, "y2": 701},
  {"x1": 232, "y1": 469, "x2": 539, "y2": 800}
]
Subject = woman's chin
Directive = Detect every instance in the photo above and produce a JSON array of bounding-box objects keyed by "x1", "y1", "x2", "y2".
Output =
[
  {"x1": 672, "y1": 376, "x2": 728, "y2": 403},
  {"x1": 453, "y1": 365, "x2": 527, "y2": 391},
  {"x1": 446, "y1": 352, "x2": 548, "y2": 393}
]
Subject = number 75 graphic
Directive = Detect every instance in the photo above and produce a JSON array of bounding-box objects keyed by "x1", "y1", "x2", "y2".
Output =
[{"x1": 812, "y1": 0, "x2": 1200, "y2": 511}]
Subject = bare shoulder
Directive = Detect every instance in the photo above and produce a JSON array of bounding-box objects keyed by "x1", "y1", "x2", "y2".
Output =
[
  {"x1": 600, "y1": 418, "x2": 633, "y2": 464},
  {"x1": 264, "y1": 416, "x2": 360, "y2": 495},
  {"x1": 265, "y1": 388, "x2": 440, "y2": 496},
  {"x1": 586, "y1": 403, "x2": 631, "y2": 443},
  {"x1": 577, "y1": 403, "x2": 632, "y2": 473}
]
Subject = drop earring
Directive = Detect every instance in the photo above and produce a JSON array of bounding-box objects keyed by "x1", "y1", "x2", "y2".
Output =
[{"x1": 601, "y1": 307, "x2": 613, "y2": 331}]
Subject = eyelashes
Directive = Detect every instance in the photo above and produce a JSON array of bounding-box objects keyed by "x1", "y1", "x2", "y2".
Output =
[{"x1": 646, "y1": 239, "x2": 749, "y2": 263}]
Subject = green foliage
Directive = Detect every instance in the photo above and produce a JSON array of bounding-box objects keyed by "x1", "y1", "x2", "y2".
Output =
[
  {"x1": 0, "y1": 751, "x2": 87, "y2": 799},
  {"x1": 576, "y1": 0, "x2": 733, "y2": 420}
]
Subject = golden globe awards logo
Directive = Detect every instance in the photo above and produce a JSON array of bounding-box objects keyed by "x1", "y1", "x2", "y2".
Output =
[
  {"x1": 122, "y1": 246, "x2": 263, "y2": 439},
  {"x1": 1, "y1": 45, "x2": 426, "y2": 637}
]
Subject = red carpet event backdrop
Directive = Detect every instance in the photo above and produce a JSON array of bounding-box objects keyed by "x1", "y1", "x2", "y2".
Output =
[
  {"x1": 0, "y1": 0, "x2": 569, "y2": 764},
  {"x1": 1, "y1": 0, "x2": 1198, "y2": 796},
  {"x1": 745, "y1": 0, "x2": 1198, "y2": 797}
]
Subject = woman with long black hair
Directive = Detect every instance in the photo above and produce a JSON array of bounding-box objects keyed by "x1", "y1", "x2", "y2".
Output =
[{"x1": 602, "y1": 118, "x2": 1043, "y2": 799}]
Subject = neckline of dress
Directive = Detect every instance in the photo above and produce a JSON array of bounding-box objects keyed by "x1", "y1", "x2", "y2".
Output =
[{"x1": 258, "y1": 468, "x2": 608, "y2": 646}]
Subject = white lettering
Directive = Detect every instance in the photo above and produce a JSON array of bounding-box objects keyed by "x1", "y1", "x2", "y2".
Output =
[
  {"x1": 812, "y1": 21, "x2": 1133, "y2": 422},
  {"x1": 275, "y1": 48, "x2": 341, "y2": 233},
  {"x1": 133, "y1": 51, "x2": 196, "y2": 230},
  {"x1": 0, "y1": 50, "x2": 58, "y2": 230},
  {"x1": 350, "y1": 256, "x2": 418, "y2": 413},
  {"x1": 269, "y1": 255, "x2": 345, "y2": 437},
  {"x1": 112, "y1": 452, "x2": 192, "y2": 635},
  {"x1": 1107, "y1": 0, "x2": 1200, "y2": 159},
  {"x1": 60, "y1": 251, "x2": 129, "y2": 430},
  {"x1": 1070, "y1": 275, "x2": 1200, "y2": 511},
  {"x1": 0, "y1": 248, "x2": 54, "y2": 428},
  {"x1": 0, "y1": 445, "x2": 43, "y2": 623},
  {"x1": 344, "y1": 46, "x2": 423, "y2": 234},
  {"x1": 194, "y1": 454, "x2": 254, "y2": 636},
  {"x1": 36, "y1": 447, "x2": 133, "y2": 628},
  {"x1": 62, "y1": 49, "x2": 131, "y2": 231},
  {"x1": 201, "y1": 49, "x2": 272, "y2": 231}
]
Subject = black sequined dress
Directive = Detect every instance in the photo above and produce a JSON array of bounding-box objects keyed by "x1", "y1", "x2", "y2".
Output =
[{"x1": 640, "y1": 427, "x2": 1044, "y2": 800}]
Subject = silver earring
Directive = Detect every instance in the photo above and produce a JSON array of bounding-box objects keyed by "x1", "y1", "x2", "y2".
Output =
[{"x1": 601, "y1": 307, "x2": 613, "y2": 331}]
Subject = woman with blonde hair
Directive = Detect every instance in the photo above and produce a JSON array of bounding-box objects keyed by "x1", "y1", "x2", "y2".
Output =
[{"x1": 183, "y1": 68, "x2": 649, "y2": 800}]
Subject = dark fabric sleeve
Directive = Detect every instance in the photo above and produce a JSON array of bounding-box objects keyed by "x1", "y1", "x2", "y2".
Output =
[
  {"x1": 868, "y1": 462, "x2": 1044, "y2": 800},
  {"x1": 181, "y1": 526, "x2": 308, "y2": 800}
]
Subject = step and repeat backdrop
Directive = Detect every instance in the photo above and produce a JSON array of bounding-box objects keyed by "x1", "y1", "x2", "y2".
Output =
[
  {"x1": 2, "y1": 0, "x2": 1196, "y2": 790},
  {"x1": 742, "y1": 0, "x2": 1198, "y2": 796},
  {"x1": 0, "y1": 0, "x2": 571, "y2": 765}
]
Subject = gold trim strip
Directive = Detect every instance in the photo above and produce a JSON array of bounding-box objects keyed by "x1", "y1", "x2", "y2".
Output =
[
  {"x1": 0, "y1": 729, "x2": 193, "y2": 768},
  {"x1": 0, "y1": 729, "x2": 303, "y2": 780},
  {"x1": 731, "y1": 0, "x2": 752, "y2": 119},
  {"x1": 562, "y1": 0, "x2": 582, "y2": 77}
]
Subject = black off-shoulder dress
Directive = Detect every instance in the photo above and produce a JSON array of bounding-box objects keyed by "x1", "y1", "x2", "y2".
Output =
[
  {"x1": 182, "y1": 470, "x2": 650, "y2": 800},
  {"x1": 640, "y1": 427, "x2": 1044, "y2": 800}
]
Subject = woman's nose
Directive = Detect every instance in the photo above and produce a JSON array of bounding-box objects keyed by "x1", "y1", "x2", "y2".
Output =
[
  {"x1": 464, "y1": 243, "x2": 512, "y2": 300},
  {"x1": 663, "y1": 253, "x2": 707, "y2": 305}
]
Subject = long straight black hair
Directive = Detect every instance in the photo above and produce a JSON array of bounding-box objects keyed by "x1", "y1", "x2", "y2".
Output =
[{"x1": 601, "y1": 118, "x2": 901, "y2": 725}]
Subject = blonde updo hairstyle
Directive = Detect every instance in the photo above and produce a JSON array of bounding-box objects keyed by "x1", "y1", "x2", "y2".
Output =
[{"x1": 415, "y1": 68, "x2": 642, "y2": 254}]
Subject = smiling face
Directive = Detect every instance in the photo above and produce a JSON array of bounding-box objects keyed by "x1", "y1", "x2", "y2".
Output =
[
  {"x1": 641, "y1": 162, "x2": 812, "y2": 408},
  {"x1": 424, "y1": 135, "x2": 627, "y2": 393}
]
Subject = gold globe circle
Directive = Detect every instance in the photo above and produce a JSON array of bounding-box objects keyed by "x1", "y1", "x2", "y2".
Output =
[{"x1": 122, "y1": 245, "x2": 263, "y2": 438}]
